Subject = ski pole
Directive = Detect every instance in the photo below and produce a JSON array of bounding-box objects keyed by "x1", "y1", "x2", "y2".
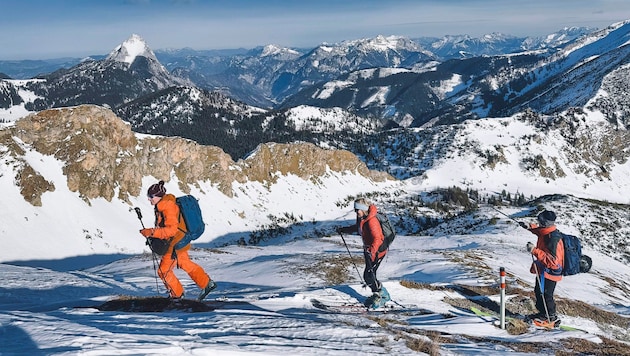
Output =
[
  {"x1": 339, "y1": 232, "x2": 366, "y2": 287},
  {"x1": 531, "y1": 254, "x2": 551, "y2": 321},
  {"x1": 488, "y1": 205, "x2": 521, "y2": 224},
  {"x1": 467, "y1": 193, "x2": 527, "y2": 228},
  {"x1": 135, "y1": 207, "x2": 156, "y2": 250},
  {"x1": 134, "y1": 207, "x2": 146, "y2": 229},
  {"x1": 134, "y1": 207, "x2": 161, "y2": 294}
]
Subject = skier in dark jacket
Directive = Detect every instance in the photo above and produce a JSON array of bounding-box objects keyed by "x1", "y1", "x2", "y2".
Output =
[
  {"x1": 520, "y1": 210, "x2": 564, "y2": 325},
  {"x1": 338, "y1": 198, "x2": 390, "y2": 309}
]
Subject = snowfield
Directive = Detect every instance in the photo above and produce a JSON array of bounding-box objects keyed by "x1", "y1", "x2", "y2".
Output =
[{"x1": 2, "y1": 207, "x2": 628, "y2": 355}]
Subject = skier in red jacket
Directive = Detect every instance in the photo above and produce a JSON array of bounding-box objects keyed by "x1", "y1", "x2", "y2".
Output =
[
  {"x1": 520, "y1": 210, "x2": 564, "y2": 326},
  {"x1": 338, "y1": 198, "x2": 390, "y2": 309}
]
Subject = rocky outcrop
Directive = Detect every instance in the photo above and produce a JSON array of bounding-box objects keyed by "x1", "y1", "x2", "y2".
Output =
[{"x1": 2, "y1": 105, "x2": 393, "y2": 205}]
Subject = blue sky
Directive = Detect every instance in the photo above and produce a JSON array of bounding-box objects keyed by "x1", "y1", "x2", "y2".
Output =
[{"x1": 1, "y1": 0, "x2": 629, "y2": 60}]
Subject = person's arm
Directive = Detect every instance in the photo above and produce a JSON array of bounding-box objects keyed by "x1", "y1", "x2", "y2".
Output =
[
  {"x1": 365, "y1": 217, "x2": 385, "y2": 261},
  {"x1": 337, "y1": 224, "x2": 357, "y2": 234},
  {"x1": 151, "y1": 201, "x2": 179, "y2": 239}
]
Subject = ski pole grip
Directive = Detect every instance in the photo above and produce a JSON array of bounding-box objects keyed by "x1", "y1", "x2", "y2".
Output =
[{"x1": 134, "y1": 207, "x2": 145, "y2": 228}]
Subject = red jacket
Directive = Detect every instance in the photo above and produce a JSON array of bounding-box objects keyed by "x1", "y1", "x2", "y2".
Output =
[
  {"x1": 528, "y1": 224, "x2": 564, "y2": 282},
  {"x1": 359, "y1": 205, "x2": 387, "y2": 261},
  {"x1": 152, "y1": 194, "x2": 190, "y2": 254}
]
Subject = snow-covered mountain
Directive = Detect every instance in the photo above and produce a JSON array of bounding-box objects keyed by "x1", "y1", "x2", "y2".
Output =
[
  {"x1": 287, "y1": 20, "x2": 630, "y2": 128},
  {"x1": 0, "y1": 25, "x2": 613, "y2": 131},
  {"x1": 13, "y1": 34, "x2": 189, "y2": 112},
  {"x1": 163, "y1": 28, "x2": 593, "y2": 108},
  {"x1": 420, "y1": 27, "x2": 595, "y2": 59}
]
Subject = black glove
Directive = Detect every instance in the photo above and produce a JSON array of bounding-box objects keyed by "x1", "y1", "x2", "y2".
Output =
[
  {"x1": 526, "y1": 242, "x2": 534, "y2": 253},
  {"x1": 519, "y1": 222, "x2": 528, "y2": 229}
]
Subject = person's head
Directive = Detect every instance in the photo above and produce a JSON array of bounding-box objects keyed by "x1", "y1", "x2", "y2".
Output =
[
  {"x1": 537, "y1": 210, "x2": 556, "y2": 227},
  {"x1": 353, "y1": 198, "x2": 370, "y2": 218},
  {"x1": 147, "y1": 180, "x2": 166, "y2": 205}
]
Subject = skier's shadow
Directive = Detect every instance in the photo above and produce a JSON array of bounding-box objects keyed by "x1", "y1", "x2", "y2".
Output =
[{"x1": 329, "y1": 284, "x2": 367, "y2": 302}]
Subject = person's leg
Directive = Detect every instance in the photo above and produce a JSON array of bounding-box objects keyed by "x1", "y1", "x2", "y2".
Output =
[
  {"x1": 363, "y1": 251, "x2": 381, "y2": 293},
  {"x1": 543, "y1": 278, "x2": 557, "y2": 319},
  {"x1": 175, "y1": 250, "x2": 210, "y2": 289},
  {"x1": 158, "y1": 254, "x2": 183, "y2": 298},
  {"x1": 534, "y1": 278, "x2": 545, "y2": 316}
]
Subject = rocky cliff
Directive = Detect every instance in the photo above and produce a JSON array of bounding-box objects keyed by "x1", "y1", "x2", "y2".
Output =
[{"x1": 2, "y1": 105, "x2": 392, "y2": 206}]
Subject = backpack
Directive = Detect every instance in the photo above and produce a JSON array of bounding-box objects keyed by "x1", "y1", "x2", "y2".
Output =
[
  {"x1": 376, "y1": 212, "x2": 396, "y2": 252},
  {"x1": 549, "y1": 230, "x2": 588, "y2": 276},
  {"x1": 173, "y1": 195, "x2": 205, "y2": 250}
]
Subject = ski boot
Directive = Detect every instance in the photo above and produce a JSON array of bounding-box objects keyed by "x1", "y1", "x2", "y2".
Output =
[
  {"x1": 364, "y1": 287, "x2": 391, "y2": 310},
  {"x1": 532, "y1": 314, "x2": 561, "y2": 329},
  {"x1": 370, "y1": 287, "x2": 390, "y2": 309},
  {"x1": 197, "y1": 280, "x2": 217, "y2": 301},
  {"x1": 364, "y1": 292, "x2": 381, "y2": 308}
]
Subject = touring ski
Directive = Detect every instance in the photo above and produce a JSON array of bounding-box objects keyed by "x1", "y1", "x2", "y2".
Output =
[
  {"x1": 469, "y1": 306, "x2": 581, "y2": 332},
  {"x1": 311, "y1": 298, "x2": 422, "y2": 314}
]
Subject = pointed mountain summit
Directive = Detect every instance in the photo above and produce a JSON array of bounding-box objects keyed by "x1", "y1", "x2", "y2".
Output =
[
  {"x1": 107, "y1": 34, "x2": 159, "y2": 64},
  {"x1": 22, "y1": 34, "x2": 189, "y2": 111}
]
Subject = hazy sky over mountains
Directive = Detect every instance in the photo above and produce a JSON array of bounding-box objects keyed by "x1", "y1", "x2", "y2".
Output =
[{"x1": 1, "y1": 0, "x2": 628, "y2": 60}]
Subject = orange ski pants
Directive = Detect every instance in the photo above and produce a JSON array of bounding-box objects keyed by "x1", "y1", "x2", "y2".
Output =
[{"x1": 158, "y1": 250, "x2": 210, "y2": 298}]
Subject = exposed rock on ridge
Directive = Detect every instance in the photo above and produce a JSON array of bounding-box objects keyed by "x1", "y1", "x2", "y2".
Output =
[{"x1": 3, "y1": 105, "x2": 392, "y2": 205}]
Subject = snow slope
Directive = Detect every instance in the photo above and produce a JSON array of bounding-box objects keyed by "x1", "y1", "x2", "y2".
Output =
[{"x1": 2, "y1": 201, "x2": 629, "y2": 355}]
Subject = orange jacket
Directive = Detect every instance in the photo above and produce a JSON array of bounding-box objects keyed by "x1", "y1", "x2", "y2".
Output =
[
  {"x1": 152, "y1": 194, "x2": 190, "y2": 254},
  {"x1": 359, "y1": 205, "x2": 387, "y2": 261},
  {"x1": 528, "y1": 224, "x2": 564, "y2": 282}
]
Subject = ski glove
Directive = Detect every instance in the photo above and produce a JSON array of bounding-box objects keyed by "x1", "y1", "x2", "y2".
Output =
[
  {"x1": 519, "y1": 222, "x2": 528, "y2": 229},
  {"x1": 526, "y1": 242, "x2": 534, "y2": 253},
  {"x1": 140, "y1": 228, "x2": 154, "y2": 237}
]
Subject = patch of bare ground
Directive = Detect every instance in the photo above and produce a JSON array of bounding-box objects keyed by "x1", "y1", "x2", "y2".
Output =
[
  {"x1": 295, "y1": 254, "x2": 364, "y2": 285},
  {"x1": 367, "y1": 315, "x2": 450, "y2": 356}
]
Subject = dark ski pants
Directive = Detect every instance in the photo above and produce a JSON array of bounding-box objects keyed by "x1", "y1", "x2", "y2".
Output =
[
  {"x1": 363, "y1": 251, "x2": 383, "y2": 293},
  {"x1": 534, "y1": 276, "x2": 557, "y2": 317}
]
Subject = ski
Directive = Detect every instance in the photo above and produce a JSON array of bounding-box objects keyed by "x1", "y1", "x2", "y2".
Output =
[
  {"x1": 470, "y1": 306, "x2": 518, "y2": 324},
  {"x1": 311, "y1": 298, "x2": 424, "y2": 314},
  {"x1": 311, "y1": 298, "x2": 368, "y2": 314},
  {"x1": 469, "y1": 306, "x2": 582, "y2": 332}
]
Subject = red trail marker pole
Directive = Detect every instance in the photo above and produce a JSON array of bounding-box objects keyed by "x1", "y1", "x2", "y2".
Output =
[{"x1": 500, "y1": 267, "x2": 506, "y2": 329}]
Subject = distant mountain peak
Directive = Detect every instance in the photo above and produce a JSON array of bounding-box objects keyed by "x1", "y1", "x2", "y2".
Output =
[
  {"x1": 106, "y1": 34, "x2": 157, "y2": 64},
  {"x1": 341, "y1": 35, "x2": 421, "y2": 52},
  {"x1": 260, "y1": 44, "x2": 299, "y2": 57}
]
